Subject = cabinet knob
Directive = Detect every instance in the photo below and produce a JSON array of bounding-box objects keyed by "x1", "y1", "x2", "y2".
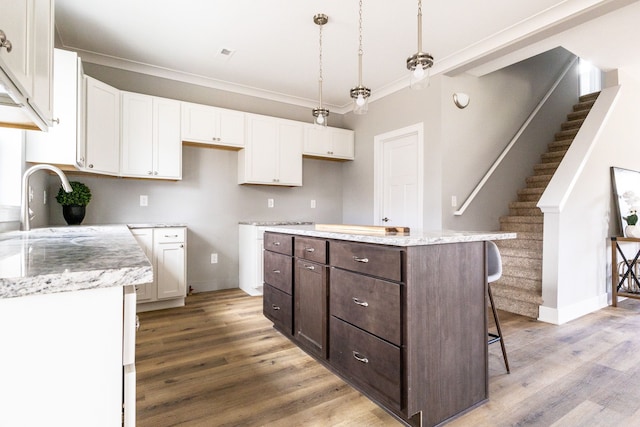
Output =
[
  {"x1": 271, "y1": 304, "x2": 281, "y2": 311},
  {"x1": 353, "y1": 256, "x2": 369, "y2": 263},
  {"x1": 88, "y1": 164, "x2": 94, "y2": 168},
  {"x1": 382, "y1": 217, "x2": 390, "y2": 222},
  {"x1": 148, "y1": 171, "x2": 153, "y2": 175},
  {"x1": 0, "y1": 30, "x2": 12, "y2": 53},
  {"x1": 304, "y1": 248, "x2": 315, "y2": 253},
  {"x1": 154, "y1": 171, "x2": 158, "y2": 175},
  {"x1": 352, "y1": 351, "x2": 369, "y2": 364},
  {"x1": 303, "y1": 264, "x2": 315, "y2": 270},
  {"x1": 52, "y1": 117, "x2": 60, "y2": 125},
  {"x1": 272, "y1": 269, "x2": 281, "y2": 274},
  {"x1": 272, "y1": 242, "x2": 281, "y2": 246}
]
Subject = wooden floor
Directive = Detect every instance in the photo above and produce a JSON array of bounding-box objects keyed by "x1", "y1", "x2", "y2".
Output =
[{"x1": 136, "y1": 290, "x2": 640, "y2": 426}]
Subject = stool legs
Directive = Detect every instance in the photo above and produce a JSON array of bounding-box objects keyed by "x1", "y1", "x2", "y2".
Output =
[{"x1": 487, "y1": 283, "x2": 510, "y2": 373}]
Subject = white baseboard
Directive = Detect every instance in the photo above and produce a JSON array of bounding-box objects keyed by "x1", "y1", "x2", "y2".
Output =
[{"x1": 538, "y1": 292, "x2": 609, "y2": 325}]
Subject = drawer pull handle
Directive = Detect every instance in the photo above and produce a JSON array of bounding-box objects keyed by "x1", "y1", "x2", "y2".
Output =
[
  {"x1": 305, "y1": 248, "x2": 315, "y2": 253},
  {"x1": 304, "y1": 264, "x2": 315, "y2": 270},
  {"x1": 352, "y1": 351, "x2": 369, "y2": 364},
  {"x1": 164, "y1": 234, "x2": 178, "y2": 238},
  {"x1": 271, "y1": 304, "x2": 281, "y2": 311},
  {"x1": 272, "y1": 269, "x2": 281, "y2": 274},
  {"x1": 273, "y1": 241, "x2": 281, "y2": 246},
  {"x1": 352, "y1": 298, "x2": 369, "y2": 307},
  {"x1": 353, "y1": 257, "x2": 369, "y2": 263}
]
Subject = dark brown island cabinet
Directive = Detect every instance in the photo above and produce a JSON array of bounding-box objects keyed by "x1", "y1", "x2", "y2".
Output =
[{"x1": 262, "y1": 229, "x2": 511, "y2": 427}]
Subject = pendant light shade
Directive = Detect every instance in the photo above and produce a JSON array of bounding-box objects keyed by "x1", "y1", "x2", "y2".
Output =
[
  {"x1": 406, "y1": 0, "x2": 434, "y2": 90},
  {"x1": 312, "y1": 14, "x2": 329, "y2": 127},
  {"x1": 349, "y1": 0, "x2": 371, "y2": 114}
]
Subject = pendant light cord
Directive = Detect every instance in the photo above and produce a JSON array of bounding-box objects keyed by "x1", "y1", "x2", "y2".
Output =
[
  {"x1": 358, "y1": 0, "x2": 363, "y2": 85},
  {"x1": 318, "y1": 21, "x2": 324, "y2": 108}
]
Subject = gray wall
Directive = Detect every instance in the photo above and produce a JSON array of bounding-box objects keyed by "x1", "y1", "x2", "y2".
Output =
[
  {"x1": 342, "y1": 47, "x2": 578, "y2": 231},
  {"x1": 46, "y1": 64, "x2": 346, "y2": 292}
]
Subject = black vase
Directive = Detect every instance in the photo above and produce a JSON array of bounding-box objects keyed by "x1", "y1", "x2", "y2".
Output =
[{"x1": 62, "y1": 205, "x2": 86, "y2": 225}]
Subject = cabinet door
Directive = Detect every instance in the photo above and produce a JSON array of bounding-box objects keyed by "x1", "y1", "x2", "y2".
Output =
[
  {"x1": 240, "y1": 115, "x2": 278, "y2": 184},
  {"x1": 153, "y1": 97, "x2": 181, "y2": 179},
  {"x1": 121, "y1": 92, "x2": 153, "y2": 177},
  {"x1": 330, "y1": 128, "x2": 355, "y2": 159},
  {"x1": 30, "y1": 0, "x2": 53, "y2": 122},
  {"x1": 84, "y1": 76, "x2": 120, "y2": 175},
  {"x1": 131, "y1": 228, "x2": 154, "y2": 302},
  {"x1": 0, "y1": 0, "x2": 32, "y2": 95},
  {"x1": 294, "y1": 259, "x2": 327, "y2": 358},
  {"x1": 155, "y1": 242, "x2": 186, "y2": 300},
  {"x1": 277, "y1": 121, "x2": 303, "y2": 186},
  {"x1": 303, "y1": 126, "x2": 330, "y2": 157},
  {"x1": 217, "y1": 108, "x2": 245, "y2": 147},
  {"x1": 26, "y1": 48, "x2": 78, "y2": 165},
  {"x1": 181, "y1": 102, "x2": 217, "y2": 144}
]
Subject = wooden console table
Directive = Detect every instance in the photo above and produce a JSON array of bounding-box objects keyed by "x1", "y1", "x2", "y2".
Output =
[{"x1": 611, "y1": 236, "x2": 640, "y2": 306}]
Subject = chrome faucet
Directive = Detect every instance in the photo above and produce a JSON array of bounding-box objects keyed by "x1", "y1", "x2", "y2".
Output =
[{"x1": 21, "y1": 164, "x2": 73, "y2": 231}]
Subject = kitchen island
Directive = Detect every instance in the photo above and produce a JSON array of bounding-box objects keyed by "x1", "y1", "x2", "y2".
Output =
[
  {"x1": 0, "y1": 225, "x2": 151, "y2": 427},
  {"x1": 261, "y1": 225, "x2": 515, "y2": 427}
]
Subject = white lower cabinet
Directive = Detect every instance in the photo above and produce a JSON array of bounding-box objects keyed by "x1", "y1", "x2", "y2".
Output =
[
  {"x1": 0, "y1": 285, "x2": 136, "y2": 427},
  {"x1": 238, "y1": 224, "x2": 266, "y2": 296},
  {"x1": 131, "y1": 226, "x2": 187, "y2": 312}
]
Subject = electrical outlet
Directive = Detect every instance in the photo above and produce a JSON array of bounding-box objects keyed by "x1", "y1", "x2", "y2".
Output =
[
  {"x1": 210, "y1": 253, "x2": 218, "y2": 264},
  {"x1": 140, "y1": 195, "x2": 148, "y2": 207},
  {"x1": 268, "y1": 198, "x2": 274, "y2": 208},
  {"x1": 451, "y1": 196, "x2": 457, "y2": 207},
  {"x1": 310, "y1": 199, "x2": 316, "y2": 209}
]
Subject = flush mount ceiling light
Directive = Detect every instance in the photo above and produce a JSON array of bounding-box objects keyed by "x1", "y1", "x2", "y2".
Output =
[
  {"x1": 406, "y1": 0, "x2": 434, "y2": 90},
  {"x1": 349, "y1": 0, "x2": 371, "y2": 114},
  {"x1": 312, "y1": 13, "x2": 329, "y2": 127}
]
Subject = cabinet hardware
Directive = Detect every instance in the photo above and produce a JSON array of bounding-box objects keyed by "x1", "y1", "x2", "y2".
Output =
[
  {"x1": 304, "y1": 264, "x2": 315, "y2": 270},
  {"x1": 272, "y1": 269, "x2": 281, "y2": 274},
  {"x1": 352, "y1": 297, "x2": 369, "y2": 307},
  {"x1": 304, "y1": 248, "x2": 315, "y2": 253},
  {"x1": 382, "y1": 217, "x2": 389, "y2": 222},
  {"x1": 273, "y1": 241, "x2": 281, "y2": 246},
  {"x1": 0, "y1": 30, "x2": 12, "y2": 53},
  {"x1": 135, "y1": 315, "x2": 140, "y2": 331},
  {"x1": 153, "y1": 171, "x2": 158, "y2": 175},
  {"x1": 352, "y1": 351, "x2": 369, "y2": 364},
  {"x1": 164, "y1": 234, "x2": 179, "y2": 238},
  {"x1": 179, "y1": 244, "x2": 184, "y2": 248},
  {"x1": 353, "y1": 256, "x2": 369, "y2": 263},
  {"x1": 271, "y1": 304, "x2": 281, "y2": 311},
  {"x1": 52, "y1": 118, "x2": 60, "y2": 125},
  {"x1": 88, "y1": 164, "x2": 94, "y2": 168},
  {"x1": 147, "y1": 171, "x2": 153, "y2": 175}
]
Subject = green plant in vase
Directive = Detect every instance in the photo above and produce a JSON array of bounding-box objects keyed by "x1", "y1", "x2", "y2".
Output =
[{"x1": 56, "y1": 181, "x2": 92, "y2": 225}]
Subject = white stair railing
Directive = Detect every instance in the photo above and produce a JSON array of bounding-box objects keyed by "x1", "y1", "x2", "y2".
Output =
[{"x1": 454, "y1": 57, "x2": 578, "y2": 216}]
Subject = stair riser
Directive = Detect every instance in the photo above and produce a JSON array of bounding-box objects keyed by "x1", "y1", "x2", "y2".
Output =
[
  {"x1": 561, "y1": 120, "x2": 584, "y2": 131},
  {"x1": 497, "y1": 240, "x2": 543, "y2": 251},
  {"x1": 499, "y1": 247, "x2": 542, "y2": 259},
  {"x1": 494, "y1": 276, "x2": 542, "y2": 292},
  {"x1": 509, "y1": 208, "x2": 542, "y2": 216},
  {"x1": 518, "y1": 194, "x2": 542, "y2": 202},
  {"x1": 492, "y1": 295, "x2": 540, "y2": 318},
  {"x1": 500, "y1": 223, "x2": 544, "y2": 232},
  {"x1": 548, "y1": 142, "x2": 571, "y2": 152},
  {"x1": 502, "y1": 257, "x2": 542, "y2": 271},
  {"x1": 555, "y1": 129, "x2": 578, "y2": 140},
  {"x1": 526, "y1": 180, "x2": 551, "y2": 189},
  {"x1": 541, "y1": 152, "x2": 567, "y2": 162}
]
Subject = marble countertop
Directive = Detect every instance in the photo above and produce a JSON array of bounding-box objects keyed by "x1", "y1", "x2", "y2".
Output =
[
  {"x1": 128, "y1": 223, "x2": 186, "y2": 229},
  {"x1": 0, "y1": 225, "x2": 153, "y2": 299},
  {"x1": 261, "y1": 224, "x2": 516, "y2": 246}
]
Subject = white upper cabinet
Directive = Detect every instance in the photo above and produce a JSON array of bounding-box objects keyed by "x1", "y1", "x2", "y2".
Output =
[
  {"x1": 181, "y1": 102, "x2": 245, "y2": 148},
  {"x1": 303, "y1": 125, "x2": 355, "y2": 160},
  {"x1": 239, "y1": 114, "x2": 302, "y2": 186},
  {"x1": 83, "y1": 76, "x2": 120, "y2": 175},
  {"x1": 0, "y1": 0, "x2": 53, "y2": 131},
  {"x1": 26, "y1": 49, "x2": 81, "y2": 165},
  {"x1": 121, "y1": 92, "x2": 181, "y2": 179}
]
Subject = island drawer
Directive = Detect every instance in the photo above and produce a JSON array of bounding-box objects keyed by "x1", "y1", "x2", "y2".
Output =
[
  {"x1": 263, "y1": 251, "x2": 292, "y2": 294},
  {"x1": 330, "y1": 268, "x2": 401, "y2": 346},
  {"x1": 330, "y1": 316, "x2": 401, "y2": 410},
  {"x1": 329, "y1": 241, "x2": 402, "y2": 282},
  {"x1": 294, "y1": 236, "x2": 327, "y2": 264},
  {"x1": 264, "y1": 232, "x2": 293, "y2": 256},
  {"x1": 263, "y1": 284, "x2": 292, "y2": 334}
]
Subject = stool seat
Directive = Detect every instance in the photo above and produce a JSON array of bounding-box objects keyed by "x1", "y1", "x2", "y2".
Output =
[{"x1": 487, "y1": 241, "x2": 510, "y2": 374}]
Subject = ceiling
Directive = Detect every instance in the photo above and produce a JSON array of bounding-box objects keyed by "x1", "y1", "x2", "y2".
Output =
[{"x1": 55, "y1": 0, "x2": 640, "y2": 113}]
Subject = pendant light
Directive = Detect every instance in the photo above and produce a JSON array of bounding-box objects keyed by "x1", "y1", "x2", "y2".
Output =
[
  {"x1": 312, "y1": 14, "x2": 329, "y2": 127},
  {"x1": 349, "y1": 0, "x2": 371, "y2": 114},
  {"x1": 406, "y1": 0, "x2": 434, "y2": 90}
]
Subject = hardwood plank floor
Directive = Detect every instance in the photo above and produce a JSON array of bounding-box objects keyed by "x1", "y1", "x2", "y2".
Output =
[{"x1": 137, "y1": 290, "x2": 640, "y2": 426}]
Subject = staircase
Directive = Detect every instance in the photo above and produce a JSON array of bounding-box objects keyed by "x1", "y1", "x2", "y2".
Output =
[{"x1": 491, "y1": 91, "x2": 600, "y2": 318}]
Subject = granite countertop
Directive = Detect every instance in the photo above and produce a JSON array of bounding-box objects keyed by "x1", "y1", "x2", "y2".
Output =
[
  {"x1": 261, "y1": 224, "x2": 516, "y2": 246},
  {"x1": 128, "y1": 223, "x2": 187, "y2": 229},
  {"x1": 0, "y1": 225, "x2": 153, "y2": 299},
  {"x1": 239, "y1": 221, "x2": 314, "y2": 226}
]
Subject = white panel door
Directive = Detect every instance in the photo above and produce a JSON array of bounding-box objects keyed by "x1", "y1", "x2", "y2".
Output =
[{"x1": 374, "y1": 123, "x2": 424, "y2": 230}]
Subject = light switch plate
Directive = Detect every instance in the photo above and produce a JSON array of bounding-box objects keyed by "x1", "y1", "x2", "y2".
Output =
[{"x1": 140, "y1": 195, "x2": 148, "y2": 206}]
